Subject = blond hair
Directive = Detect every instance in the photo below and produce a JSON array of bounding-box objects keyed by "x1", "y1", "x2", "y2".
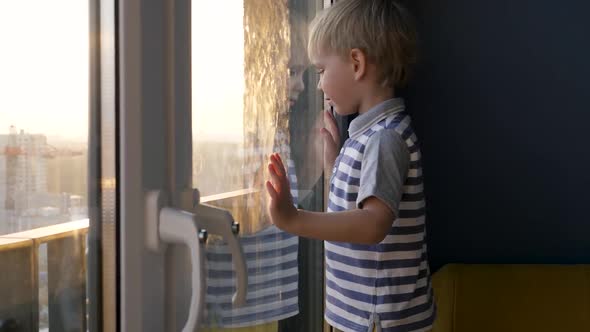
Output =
[
  {"x1": 308, "y1": 0, "x2": 417, "y2": 87},
  {"x1": 289, "y1": 9, "x2": 309, "y2": 67}
]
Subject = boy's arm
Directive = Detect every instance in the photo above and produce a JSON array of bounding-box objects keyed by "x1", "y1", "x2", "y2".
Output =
[
  {"x1": 292, "y1": 198, "x2": 394, "y2": 244},
  {"x1": 266, "y1": 153, "x2": 395, "y2": 244}
]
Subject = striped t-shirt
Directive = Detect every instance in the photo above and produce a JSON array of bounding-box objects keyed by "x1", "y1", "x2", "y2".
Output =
[
  {"x1": 203, "y1": 130, "x2": 299, "y2": 328},
  {"x1": 325, "y1": 98, "x2": 435, "y2": 332}
]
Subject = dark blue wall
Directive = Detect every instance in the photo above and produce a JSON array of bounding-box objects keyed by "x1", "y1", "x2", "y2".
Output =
[{"x1": 403, "y1": 0, "x2": 590, "y2": 271}]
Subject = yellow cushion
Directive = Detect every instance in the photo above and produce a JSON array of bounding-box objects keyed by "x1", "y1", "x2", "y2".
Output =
[
  {"x1": 431, "y1": 264, "x2": 590, "y2": 332},
  {"x1": 200, "y1": 321, "x2": 277, "y2": 332}
]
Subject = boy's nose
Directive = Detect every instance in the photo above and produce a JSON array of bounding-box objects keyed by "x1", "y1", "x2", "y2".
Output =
[
  {"x1": 316, "y1": 79, "x2": 322, "y2": 91},
  {"x1": 294, "y1": 76, "x2": 304, "y2": 94}
]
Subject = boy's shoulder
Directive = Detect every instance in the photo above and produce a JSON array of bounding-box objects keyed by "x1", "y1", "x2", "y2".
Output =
[
  {"x1": 348, "y1": 98, "x2": 409, "y2": 139},
  {"x1": 356, "y1": 110, "x2": 411, "y2": 145},
  {"x1": 362, "y1": 124, "x2": 410, "y2": 162},
  {"x1": 354, "y1": 111, "x2": 413, "y2": 166}
]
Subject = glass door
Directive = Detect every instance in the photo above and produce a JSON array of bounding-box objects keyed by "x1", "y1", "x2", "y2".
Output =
[
  {"x1": 117, "y1": 0, "x2": 328, "y2": 331},
  {"x1": 0, "y1": 0, "x2": 113, "y2": 331},
  {"x1": 0, "y1": 0, "x2": 330, "y2": 331},
  {"x1": 191, "y1": 1, "x2": 326, "y2": 331}
]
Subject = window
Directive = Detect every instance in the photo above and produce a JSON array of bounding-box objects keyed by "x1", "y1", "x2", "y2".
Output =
[
  {"x1": 192, "y1": 0, "x2": 326, "y2": 330},
  {"x1": 0, "y1": 1, "x2": 101, "y2": 330}
]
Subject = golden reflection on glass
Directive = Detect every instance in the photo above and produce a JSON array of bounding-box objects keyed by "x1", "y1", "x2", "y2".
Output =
[
  {"x1": 192, "y1": 0, "x2": 290, "y2": 234},
  {"x1": 192, "y1": 0, "x2": 325, "y2": 330}
]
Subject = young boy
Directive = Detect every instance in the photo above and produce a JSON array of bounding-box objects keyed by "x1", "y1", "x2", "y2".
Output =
[{"x1": 265, "y1": 1, "x2": 435, "y2": 332}]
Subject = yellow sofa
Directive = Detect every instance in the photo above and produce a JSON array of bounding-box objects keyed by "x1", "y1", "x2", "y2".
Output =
[{"x1": 431, "y1": 264, "x2": 590, "y2": 332}]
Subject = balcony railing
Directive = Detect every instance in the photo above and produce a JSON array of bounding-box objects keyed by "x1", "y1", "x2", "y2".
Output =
[{"x1": 0, "y1": 219, "x2": 89, "y2": 331}]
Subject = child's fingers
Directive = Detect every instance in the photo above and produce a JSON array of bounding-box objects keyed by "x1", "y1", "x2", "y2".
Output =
[
  {"x1": 272, "y1": 153, "x2": 286, "y2": 176},
  {"x1": 268, "y1": 163, "x2": 283, "y2": 192},
  {"x1": 320, "y1": 127, "x2": 336, "y2": 147},
  {"x1": 323, "y1": 110, "x2": 340, "y2": 144},
  {"x1": 269, "y1": 154, "x2": 292, "y2": 196},
  {"x1": 270, "y1": 154, "x2": 286, "y2": 177},
  {"x1": 265, "y1": 180, "x2": 278, "y2": 201}
]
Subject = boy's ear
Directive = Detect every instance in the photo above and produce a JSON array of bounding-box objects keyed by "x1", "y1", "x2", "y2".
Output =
[{"x1": 349, "y1": 48, "x2": 367, "y2": 81}]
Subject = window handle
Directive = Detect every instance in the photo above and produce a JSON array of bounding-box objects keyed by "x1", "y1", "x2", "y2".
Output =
[
  {"x1": 158, "y1": 207, "x2": 206, "y2": 332},
  {"x1": 145, "y1": 190, "x2": 248, "y2": 332},
  {"x1": 146, "y1": 191, "x2": 205, "y2": 332},
  {"x1": 192, "y1": 203, "x2": 247, "y2": 307}
]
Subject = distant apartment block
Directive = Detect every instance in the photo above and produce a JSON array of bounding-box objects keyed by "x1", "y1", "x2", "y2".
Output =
[
  {"x1": 0, "y1": 126, "x2": 87, "y2": 234},
  {"x1": 0, "y1": 126, "x2": 48, "y2": 214}
]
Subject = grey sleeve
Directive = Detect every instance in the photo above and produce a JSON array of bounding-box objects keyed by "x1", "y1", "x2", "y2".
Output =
[{"x1": 356, "y1": 129, "x2": 410, "y2": 216}]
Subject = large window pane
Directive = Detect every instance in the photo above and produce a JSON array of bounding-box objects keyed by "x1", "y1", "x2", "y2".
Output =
[
  {"x1": 0, "y1": 1, "x2": 92, "y2": 331},
  {"x1": 0, "y1": 1, "x2": 88, "y2": 234},
  {"x1": 192, "y1": 0, "x2": 325, "y2": 330}
]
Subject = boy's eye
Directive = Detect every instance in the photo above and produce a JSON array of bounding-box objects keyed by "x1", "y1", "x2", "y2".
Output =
[
  {"x1": 316, "y1": 69, "x2": 324, "y2": 75},
  {"x1": 289, "y1": 69, "x2": 298, "y2": 77}
]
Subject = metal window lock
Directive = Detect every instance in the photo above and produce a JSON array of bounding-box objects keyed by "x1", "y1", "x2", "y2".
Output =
[{"x1": 145, "y1": 189, "x2": 247, "y2": 332}]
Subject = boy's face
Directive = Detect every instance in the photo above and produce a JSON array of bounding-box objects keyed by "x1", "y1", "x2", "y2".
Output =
[
  {"x1": 311, "y1": 51, "x2": 358, "y2": 116},
  {"x1": 288, "y1": 60, "x2": 306, "y2": 108}
]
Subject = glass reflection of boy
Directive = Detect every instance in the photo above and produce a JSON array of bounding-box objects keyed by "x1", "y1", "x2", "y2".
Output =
[{"x1": 202, "y1": 8, "x2": 310, "y2": 332}]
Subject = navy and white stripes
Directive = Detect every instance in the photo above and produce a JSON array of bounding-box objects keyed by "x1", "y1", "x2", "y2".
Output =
[
  {"x1": 204, "y1": 226, "x2": 299, "y2": 327},
  {"x1": 203, "y1": 130, "x2": 299, "y2": 328},
  {"x1": 325, "y1": 100, "x2": 435, "y2": 332}
]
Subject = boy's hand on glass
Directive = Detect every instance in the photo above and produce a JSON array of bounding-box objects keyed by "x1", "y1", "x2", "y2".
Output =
[
  {"x1": 265, "y1": 153, "x2": 298, "y2": 233},
  {"x1": 321, "y1": 110, "x2": 341, "y2": 172}
]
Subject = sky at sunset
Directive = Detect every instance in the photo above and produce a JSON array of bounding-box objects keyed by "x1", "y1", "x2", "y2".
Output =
[{"x1": 0, "y1": 1, "x2": 245, "y2": 143}]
